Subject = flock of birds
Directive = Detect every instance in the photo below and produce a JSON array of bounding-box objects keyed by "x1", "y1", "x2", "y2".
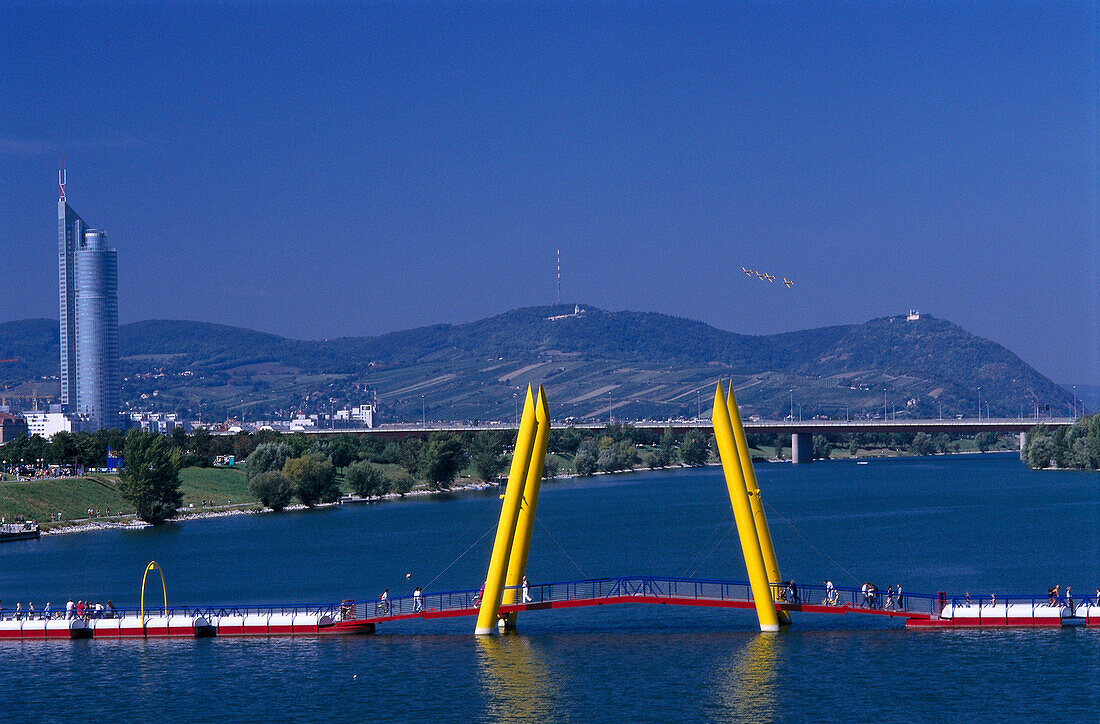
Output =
[{"x1": 742, "y1": 267, "x2": 794, "y2": 288}]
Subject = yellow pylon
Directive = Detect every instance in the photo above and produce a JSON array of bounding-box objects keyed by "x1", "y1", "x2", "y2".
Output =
[
  {"x1": 726, "y1": 383, "x2": 790, "y2": 625},
  {"x1": 475, "y1": 386, "x2": 539, "y2": 635},
  {"x1": 712, "y1": 384, "x2": 780, "y2": 632},
  {"x1": 502, "y1": 386, "x2": 551, "y2": 629}
]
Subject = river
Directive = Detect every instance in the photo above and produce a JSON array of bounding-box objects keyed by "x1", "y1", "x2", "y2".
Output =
[{"x1": 1, "y1": 453, "x2": 1096, "y2": 720}]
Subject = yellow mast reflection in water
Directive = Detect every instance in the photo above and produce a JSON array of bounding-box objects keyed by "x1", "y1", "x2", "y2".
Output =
[
  {"x1": 710, "y1": 633, "x2": 781, "y2": 720},
  {"x1": 476, "y1": 636, "x2": 559, "y2": 721}
]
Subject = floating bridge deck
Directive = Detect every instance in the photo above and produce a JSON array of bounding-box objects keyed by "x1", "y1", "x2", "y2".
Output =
[{"x1": 3, "y1": 577, "x2": 1095, "y2": 640}]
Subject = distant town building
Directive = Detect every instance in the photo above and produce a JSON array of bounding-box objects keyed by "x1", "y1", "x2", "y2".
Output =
[
  {"x1": 22, "y1": 406, "x2": 91, "y2": 439},
  {"x1": 288, "y1": 413, "x2": 317, "y2": 431},
  {"x1": 0, "y1": 411, "x2": 28, "y2": 443},
  {"x1": 58, "y1": 171, "x2": 121, "y2": 430},
  {"x1": 129, "y1": 412, "x2": 191, "y2": 434},
  {"x1": 332, "y1": 403, "x2": 375, "y2": 428},
  {"x1": 906, "y1": 309, "x2": 921, "y2": 321}
]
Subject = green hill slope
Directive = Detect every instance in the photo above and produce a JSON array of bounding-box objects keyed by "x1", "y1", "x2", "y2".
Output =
[{"x1": 0, "y1": 306, "x2": 1073, "y2": 423}]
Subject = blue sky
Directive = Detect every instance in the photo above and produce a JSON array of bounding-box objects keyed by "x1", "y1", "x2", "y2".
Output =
[{"x1": 1, "y1": 1, "x2": 1096, "y2": 383}]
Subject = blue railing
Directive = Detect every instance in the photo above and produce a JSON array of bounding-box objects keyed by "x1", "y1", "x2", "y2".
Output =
[
  {"x1": 5, "y1": 578, "x2": 1090, "y2": 625},
  {"x1": 358, "y1": 576, "x2": 948, "y2": 620}
]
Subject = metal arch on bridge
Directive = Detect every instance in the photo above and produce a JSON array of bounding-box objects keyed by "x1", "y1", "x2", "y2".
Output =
[{"x1": 140, "y1": 560, "x2": 168, "y2": 619}]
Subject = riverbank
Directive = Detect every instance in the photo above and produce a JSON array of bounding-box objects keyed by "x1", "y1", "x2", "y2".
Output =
[
  {"x1": 35, "y1": 479, "x2": 502, "y2": 536},
  {"x1": 8, "y1": 448, "x2": 1026, "y2": 539}
]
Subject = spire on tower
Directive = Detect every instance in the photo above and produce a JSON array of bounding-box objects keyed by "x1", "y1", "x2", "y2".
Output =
[{"x1": 58, "y1": 157, "x2": 66, "y2": 201}]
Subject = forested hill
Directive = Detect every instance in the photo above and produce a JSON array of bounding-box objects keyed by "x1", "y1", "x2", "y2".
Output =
[{"x1": 0, "y1": 306, "x2": 1073, "y2": 422}]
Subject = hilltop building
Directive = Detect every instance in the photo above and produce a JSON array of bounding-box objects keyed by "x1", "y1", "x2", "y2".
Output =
[{"x1": 58, "y1": 171, "x2": 120, "y2": 430}]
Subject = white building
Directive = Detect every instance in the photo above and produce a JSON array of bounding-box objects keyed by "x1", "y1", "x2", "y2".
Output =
[
  {"x1": 288, "y1": 413, "x2": 317, "y2": 431},
  {"x1": 23, "y1": 407, "x2": 91, "y2": 439},
  {"x1": 129, "y1": 412, "x2": 191, "y2": 434},
  {"x1": 333, "y1": 403, "x2": 375, "y2": 428}
]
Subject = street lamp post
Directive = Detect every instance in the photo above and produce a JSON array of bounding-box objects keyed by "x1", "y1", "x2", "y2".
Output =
[
  {"x1": 883, "y1": 388, "x2": 887, "y2": 421},
  {"x1": 1072, "y1": 385, "x2": 1077, "y2": 418},
  {"x1": 977, "y1": 386, "x2": 981, "y2": 420},
  {"x1": 790, "y1": 389, "x2": 794, "y2": 421},
  {"x1": 421, "y1": 395, "x2": 425, "y2": 428},
  {"x1": 609, "y1": 391, "x2": 613, "y2": 425}
]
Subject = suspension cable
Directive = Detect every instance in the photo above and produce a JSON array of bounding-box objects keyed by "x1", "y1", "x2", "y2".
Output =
[
  {"x1": 680, "y1": 518, "x2": 733, "y2": 579},
  {"x1": 687, "y1": 521, "x2": 736, "y2": 579},
  {"x1": 762, "y1": 500, "x2": 862, "y2": 586},
  {"x1": 535, "y1": 516, "x2": 588, "y2": 579},
  {"x1": 422, "y1": 523, "x2": 496, "y2": 591}
]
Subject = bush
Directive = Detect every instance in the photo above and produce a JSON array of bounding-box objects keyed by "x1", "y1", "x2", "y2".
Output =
[
  {"x1": 909, "y1": 432, "x2": 934, "y2": 456},
  {"x1": 386, "y1": 468, "x2": 415, "y2": 496},
  {"x1": 119, "y1": 429, "x2": 183, "y2": 525},
  {"x1": 347, "y1": 461, "x2": 387, "y2": 499},
  {"x1": 774, "y1": 434, "x2": 787, "y2": 461},
  {"x1": 1027, "y1": 435, "x2": 1055, "y2": 469},
  {"x1": 680, "y1": 430, "x2": 710, "y2": 466},
  {"x1": 470, "y1": 432, "x2": 507, "y2": 482},
  {"x1": 543, "y1": 454, "x2": 560, "y2": 480},
  {"x1": 245, "y1": 442, "x2": 292, "y2": 482},
  {"x1": 574, "y1": 440, "x2": 598, "y2": 476},
  {"x1": 283, "y1": 454, "x2": 340, "y2": 506},
  {"x1": 249, "y1": 471, "x2": 295, "y2": 511},
  {"x1": 419, "y1": 433, "x2": 465, "y2": 490}
]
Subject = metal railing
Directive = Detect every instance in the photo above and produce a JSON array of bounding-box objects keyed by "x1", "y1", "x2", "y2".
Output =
[
  {"x1": 5, "y1": 579, "x2": 1087, "y2": 626},
  {"x1": 358, "y1": 576, "x2": 946, "y2": 621},
  {"x1": 0, "y1": 602, "x2": 346, "y2": 623}
]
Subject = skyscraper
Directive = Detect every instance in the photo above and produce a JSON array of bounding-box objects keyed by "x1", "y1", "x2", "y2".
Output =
[{"x1": 58, "y1": 170, "x2": 121, "y2": 429}]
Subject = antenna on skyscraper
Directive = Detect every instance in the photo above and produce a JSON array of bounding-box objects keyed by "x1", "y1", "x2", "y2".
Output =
[
  {"x1": 556, "y1": 247, "x2": 561, "y2": 305},
  {"x1": 58, "y1": 157, "x2": 66, "y2": 201}
]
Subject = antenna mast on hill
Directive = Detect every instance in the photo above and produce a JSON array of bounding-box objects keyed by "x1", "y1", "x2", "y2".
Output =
[{"x1": 556, "y1": 247, "x2": 561, "y2": 305}]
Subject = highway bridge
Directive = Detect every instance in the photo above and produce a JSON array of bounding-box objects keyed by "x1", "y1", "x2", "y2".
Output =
[{"x1": 288, "y1": 417, "x2": 1075, "y2": 463}]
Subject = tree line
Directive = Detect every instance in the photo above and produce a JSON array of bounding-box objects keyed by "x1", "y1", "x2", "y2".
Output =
[
  {"x1": 1, "y1": 424, "x2": 719, "y2": 525},
  {"x1": 1022, "y1": 415, "x2": 1100, "y2": 470}
]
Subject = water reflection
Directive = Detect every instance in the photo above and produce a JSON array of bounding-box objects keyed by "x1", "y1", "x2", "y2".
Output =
[
  {"x1": 711, "y1": 633, "x2": 780, "y2": 720},
  {"x1": 476, "y1": 636, "x2": 559, "y2": 721}
]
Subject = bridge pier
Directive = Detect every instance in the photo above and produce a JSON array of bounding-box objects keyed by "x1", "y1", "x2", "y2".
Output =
[
  {"x1": 791, "y1": 433, "x2": 813, "y2": 464},
  {"x1": 1020, "y1": 431, "x2": 1027, "y2": 460}
]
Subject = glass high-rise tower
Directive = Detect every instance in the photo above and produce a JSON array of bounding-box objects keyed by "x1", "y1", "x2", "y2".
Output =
[{"x1": 58, "y1": 172, "x2": 121, "y2": 429}]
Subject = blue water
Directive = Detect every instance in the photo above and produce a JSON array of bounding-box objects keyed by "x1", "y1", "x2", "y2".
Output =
[{"x1": 1, "y1": 454, "x2": 1097, "y2": 719}]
